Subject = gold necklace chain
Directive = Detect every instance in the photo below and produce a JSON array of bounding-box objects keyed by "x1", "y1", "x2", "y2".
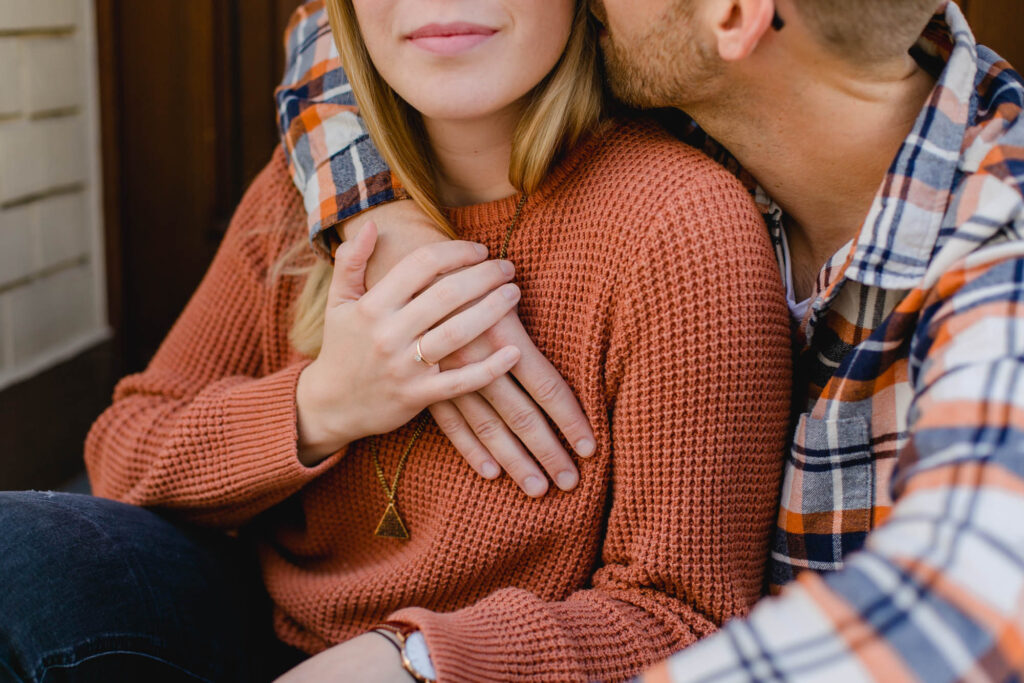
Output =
[
  {"x1": 499, "y1": 193, "x2": 529, "y2": 260},
  {"x1": 369, "y1": 193, "x2": 529, "y2": 540},
  {"x1": 369, "y1": 412, "x2": 430, "y2": 539}
]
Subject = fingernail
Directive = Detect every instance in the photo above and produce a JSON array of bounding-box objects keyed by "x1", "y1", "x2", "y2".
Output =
[
  {"x1": 575, "y1": 438, "x2": 596, "y2": 457},
  {"x1": 499, "y1": 260, "x2": 515, "y2": 276},
  {"x1": 502, "y1": 284, "x2": 520, "y2": 300},
  {"x1": 474, "y1": 243, "x2": 488, "y2": 257},
  {"x1": 556, "y1": 471, "x2": 578, "y2": 491},
  {"x1": 481, "y1": 461, "x2": 500, "y2": 479},
  {"x1": 502, "y1": 347, "x2": 519, "y2": 363},
  {"x1": 524, "y1": 475, "x2": 547, "y2": 497}
]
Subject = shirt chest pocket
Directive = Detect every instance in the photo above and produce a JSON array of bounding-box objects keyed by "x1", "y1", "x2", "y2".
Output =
[{"x1": 775, "y1": 414, "x2": 875, "y2": 575}]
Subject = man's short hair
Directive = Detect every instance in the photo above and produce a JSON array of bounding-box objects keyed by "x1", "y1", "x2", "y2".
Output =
[{"x1": 792, "y1": 0, "x2": 941, "y2": 62}]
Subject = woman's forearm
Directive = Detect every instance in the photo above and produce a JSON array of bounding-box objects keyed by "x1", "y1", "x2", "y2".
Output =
[
  {"x1": 85, "y1": 156, "x2": 348, "y2": 528},
  {"x1": 85, "y1": 362, "x2": 346, "y2": 528}
]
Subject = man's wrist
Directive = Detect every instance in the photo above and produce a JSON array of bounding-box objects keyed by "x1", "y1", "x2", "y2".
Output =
[{"x1": 336, "y1": 200, "x2": 451, "y2": 289}]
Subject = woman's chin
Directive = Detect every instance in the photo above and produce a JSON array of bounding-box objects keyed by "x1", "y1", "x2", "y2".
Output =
[
  {"x1": 397, "y1": 87, "x2": 532, "y2": 126},
  {"x1": 404, "y1": 98, "x2": 514, "y2": 125}
]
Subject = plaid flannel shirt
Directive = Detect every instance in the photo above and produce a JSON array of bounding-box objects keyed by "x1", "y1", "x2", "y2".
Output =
[{"x1": 276, "y1": 2, "x2": 1024, "y2": 680}]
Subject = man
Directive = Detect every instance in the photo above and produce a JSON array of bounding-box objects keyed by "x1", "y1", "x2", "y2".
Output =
[{"x1": 276, "y1": 0, "x2": 1024, "y2": 680}]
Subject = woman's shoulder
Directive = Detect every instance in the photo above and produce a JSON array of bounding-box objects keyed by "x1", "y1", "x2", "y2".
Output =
[
  {"x1": 560, "y1": 117, "x2": 765, "y2": 247},
  {"x1": 587, "y1": 117, "x2": 749, "y2": 195},
  {"x1": 219, "y1": 146, "x2": 308, "y2": 270}
]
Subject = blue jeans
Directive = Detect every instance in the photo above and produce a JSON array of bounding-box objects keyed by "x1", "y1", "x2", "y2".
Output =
[{"x1": 0, "y1": 491, "x2": 305, "y2": 682}]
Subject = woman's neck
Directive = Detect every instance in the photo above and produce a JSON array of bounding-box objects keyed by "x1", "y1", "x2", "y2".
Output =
[{"x1": 423, "y1": 103, "x2": 523, "y2": 206}]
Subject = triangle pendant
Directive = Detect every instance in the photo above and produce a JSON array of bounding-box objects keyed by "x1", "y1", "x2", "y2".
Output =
[{"x1": 374, "y1": 502, "x2": 410, "y2": 539}]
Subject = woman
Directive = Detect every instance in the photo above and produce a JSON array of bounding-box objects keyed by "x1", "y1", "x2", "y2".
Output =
[{"x1": 0, "y1": 1, "x2": 790, "y2": 681}]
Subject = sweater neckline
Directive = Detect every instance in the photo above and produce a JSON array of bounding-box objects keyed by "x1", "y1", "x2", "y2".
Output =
[{"x1": 443, "y1": 122, "x2": 612, "y2": 234}]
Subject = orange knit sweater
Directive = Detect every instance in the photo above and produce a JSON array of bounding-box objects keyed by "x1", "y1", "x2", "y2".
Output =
[{"x1": 86, "y1": 119, "x2": 791, "y2": 682}]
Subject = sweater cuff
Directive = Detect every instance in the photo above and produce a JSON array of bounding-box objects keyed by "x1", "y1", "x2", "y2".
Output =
[
  {"x1": 389, "y1": 600, "x2": 578, "y2": 682},
  {"x1": 218, "y1": 360, "x2": 344, "y2": 491}
]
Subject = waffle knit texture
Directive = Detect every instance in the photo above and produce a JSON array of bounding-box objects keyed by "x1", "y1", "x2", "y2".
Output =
[{"x1": 85, "y1": 119, "x2": 791, "y2": 682}]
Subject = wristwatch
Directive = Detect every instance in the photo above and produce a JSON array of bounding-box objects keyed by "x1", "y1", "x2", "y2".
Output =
[{"x1": 372, "y1": 623, "x2": 437, "y2": 683}]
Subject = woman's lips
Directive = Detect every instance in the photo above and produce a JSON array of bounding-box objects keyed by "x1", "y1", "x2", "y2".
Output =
[{"x1": 407, "y1": 22, "x2": 497, "y2": 56}]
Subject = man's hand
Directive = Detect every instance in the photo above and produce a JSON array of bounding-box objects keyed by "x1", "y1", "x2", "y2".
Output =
[
  {"x1": 275, "y1": 632, "x2": 412, "y2": 683},
  {"x1": 296, "y1": 225, "x2": 522, "y2": 466},
  {"x1": 341, "y1": 200, "x2": 450, "y2": 287},
  {"x1": 431, "y1": 312, "x2": 595, "y2": 496},
  {"x1": 338, "y1": 201, "x2": 597, "y2": 497}
]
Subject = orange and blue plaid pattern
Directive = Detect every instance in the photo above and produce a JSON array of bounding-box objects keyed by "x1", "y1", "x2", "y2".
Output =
[
  {"x1": 275, "y1": 1, "x2": 406, "y2": 259},
  {"x1": 639, "y1": 4, "x2": 1024, "y2": 681},
  {"x1": 277, "y1": 2, "x2": 1024, "y2": 680}
]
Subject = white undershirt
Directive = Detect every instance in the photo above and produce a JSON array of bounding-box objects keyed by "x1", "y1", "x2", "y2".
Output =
[{"x1": 779, "y1": 227, "x2": 813, "y2": 321}]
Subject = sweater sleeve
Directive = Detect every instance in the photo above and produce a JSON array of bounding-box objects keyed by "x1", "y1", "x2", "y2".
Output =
[
  {"x1": 85, "y1": 153, "x2": 344, "y2": 529},
  {"x1": 390, "y1": 171, "x2": 793, "y2": 682}
]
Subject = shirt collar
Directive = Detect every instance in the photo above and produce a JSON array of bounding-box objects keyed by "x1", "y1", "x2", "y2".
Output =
[
  {"x1": 690, "y1": 3, "x2": 979, "y2": 294},
  {"x1": 837, "y1": 2, "x2": 977, "y2": 290}
]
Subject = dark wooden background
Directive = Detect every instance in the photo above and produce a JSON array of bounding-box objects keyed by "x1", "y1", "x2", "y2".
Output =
[
  {"x1": 97, "y1": 0, "x2": 305, "y2": 373},
  {"x1": 959, "y1": 0, "x2": 1023, "y2": 70},
  {"x1": 0, "y1": 0, "x2": 305, "y2": 491},
  {"x1": 1, "y1": 0, "x2": 1021, "y2": 490}
]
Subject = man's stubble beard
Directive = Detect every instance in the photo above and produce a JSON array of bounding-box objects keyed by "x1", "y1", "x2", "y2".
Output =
[{"x1": 596, "y1": 0, "x2": 722, "y2": 110}]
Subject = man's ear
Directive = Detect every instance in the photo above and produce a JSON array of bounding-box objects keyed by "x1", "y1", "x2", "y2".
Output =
[{"x1": 707, "y1": 0, "x2": 775, "y2": 62}]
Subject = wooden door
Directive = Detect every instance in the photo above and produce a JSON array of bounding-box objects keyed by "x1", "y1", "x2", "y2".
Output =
[
  {"x1": 959, "y1": 0, "x2": 1024, "y2": 68},
  {"x1": 97, "y1": 0, "x2": 303, "y2": 373}
]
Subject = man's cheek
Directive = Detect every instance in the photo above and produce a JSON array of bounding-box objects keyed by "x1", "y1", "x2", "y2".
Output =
[{"x1": 601, "y1": 0, "x2": 660, "y2": 34}]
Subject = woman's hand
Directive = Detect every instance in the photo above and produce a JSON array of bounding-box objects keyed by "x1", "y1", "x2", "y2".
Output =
[
  {"x1": 295, "y1": 222, "x2": 522, "y2": 466},
  {"x1": 341, "y1": 202, "x2": 596, "y2": 495},
  {"x1": 275, "y1": 633, "x2": 412, "y2": 682}
]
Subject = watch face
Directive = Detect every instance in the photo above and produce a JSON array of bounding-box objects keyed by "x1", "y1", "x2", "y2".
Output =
[{"x1": 404, "y1": 631, "x2": 436, "y2": 680}]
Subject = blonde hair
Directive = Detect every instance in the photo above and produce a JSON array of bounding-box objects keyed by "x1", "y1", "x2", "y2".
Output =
[{"x1": 285, "y1": 0, "x2": 603, "y2": 357}]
